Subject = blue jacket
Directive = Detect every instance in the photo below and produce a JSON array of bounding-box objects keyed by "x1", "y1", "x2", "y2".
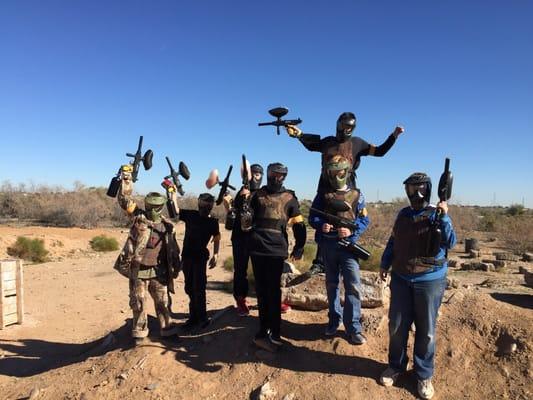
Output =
[
  {"x1": 381, "y1": 206, "x2": 456, "y2": 282},
  {"x1": 308, "y1": 190, "x2": 370, "y2": 244}
]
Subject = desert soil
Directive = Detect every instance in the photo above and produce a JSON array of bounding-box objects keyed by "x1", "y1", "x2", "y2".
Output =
[{"x1": 0, "y1": 225, "x2": 532, "y2": 400}]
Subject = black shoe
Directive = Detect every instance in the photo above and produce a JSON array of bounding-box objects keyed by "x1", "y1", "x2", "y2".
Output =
[
  {"x1": 199, "y1": 317, "x2": 211, "y2": 329},
  {"x1": 309, "y1": 263, "x2": 326, "y2": 275},
  {"x1": 181, "y1": 318, "x2": 198, "y2": 330},
  {"x1": 269, "y1": 333, "x2": 284, "y2": 347}
]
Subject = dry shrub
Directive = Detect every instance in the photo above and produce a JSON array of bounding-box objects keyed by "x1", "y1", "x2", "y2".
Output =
[
  {"x1": 363, "y1": 199, "x2": 405, "y2": 246},
  {"x1": 90, "y1": 235, "x2": 120, "y2": 252},
  {"x1": 495, "y1": 215, "x2": 533, "y2": 253},
  {"x1": 7, "y1": 237, "x2": 49, "y2": 263}
]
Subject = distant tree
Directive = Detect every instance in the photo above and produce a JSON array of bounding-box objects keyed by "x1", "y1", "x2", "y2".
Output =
[{"x1": 506, "y1": 204, "x2": 525, "y2": 216}]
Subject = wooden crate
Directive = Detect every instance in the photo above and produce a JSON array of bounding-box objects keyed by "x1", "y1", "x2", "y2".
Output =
[{"x1": 0, "y1": 259, "x2": 24, "y2": 328}]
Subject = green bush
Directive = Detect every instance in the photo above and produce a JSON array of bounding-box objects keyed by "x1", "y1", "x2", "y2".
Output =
[
  {"x1": 7, "y1": 236, "x2": 49, "y2": 263},
  {"x1": 359, "y1": 245, "x2": 384, "y2": 272},
  {"x1": 90, "y1": 235, "x2": 119, "y2": 252}
]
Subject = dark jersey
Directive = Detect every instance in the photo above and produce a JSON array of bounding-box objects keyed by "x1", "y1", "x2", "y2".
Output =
[
  {"x1": 179, "y1": 209, "x2": 220, "y2": 258},
  {"x1": 249, "y1": 187, "x2": 304, "y2": 258},
  {"x1": 299, "y1": 133, "x2": 397, "y2": 191}
]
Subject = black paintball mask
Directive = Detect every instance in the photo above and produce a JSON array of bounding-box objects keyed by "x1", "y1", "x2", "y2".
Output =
[
  {"x1": 336, "y1": 112, "x2": 356, "y2": 142},
  {"x1": 250, "y1": 164, "x2": 264, "y2": 191},
  {"x1": 198, "y1": 193, "x2": 215, "y2": 217},
  {"x1": 266, "y1": 162, "x2": 288, "y2": 193},
  {"x1": 403, "y1": 172, "x2": 432, "y2": 210}
]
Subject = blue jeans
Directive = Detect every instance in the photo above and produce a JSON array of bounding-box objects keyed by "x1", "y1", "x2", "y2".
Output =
[
  {"x1": 388, "y1": 272, "x2": 447, "y2": 379},
  {"x1": 321, "y1": 239, "x2": 362, "y2": 334}
]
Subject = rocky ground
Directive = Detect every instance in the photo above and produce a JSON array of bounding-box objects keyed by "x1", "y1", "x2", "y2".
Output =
[{"x1": 0, "y1": 225, "x2": 532, "y2": 400}]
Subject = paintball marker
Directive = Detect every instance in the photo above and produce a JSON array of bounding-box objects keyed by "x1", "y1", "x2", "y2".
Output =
[
  {"x1": 162, "y1": 157, "x2": 190, "y2": 218},
  {"x1": 206, "y1": 165, "x2": 236, "y2": 205},
  {"x1": 106, "y1": 135, "x2": 154, "y2": 197},
  {"x1": 258, "y1": 107, "x2": 302, "y2": 135},
  {"x1": 310, "y1": 199, "x2": 371, "y2": 260},
  {"x1": 241, "y1": 154, "x2": 251, "y2": 188}
]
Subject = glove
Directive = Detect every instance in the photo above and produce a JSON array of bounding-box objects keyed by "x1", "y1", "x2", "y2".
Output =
[
  {"x1": 285, "y1": 124, "x2": 303, "y2": 138},
  {"x1": 161, "y1": 178, "x2": 176, "y2": 193},
  {"x1": 222, "y1": 194, "x2": 233, "y2": 211},
  {"x1": 208, "y1": 254, "x2": 218, "y2": 269},
  {"x1": 120, "y1": 164, "x2": 133, "y2": 181},
  {"x1": 393, "y1": 126, "x2": 405, "y2": 138}
]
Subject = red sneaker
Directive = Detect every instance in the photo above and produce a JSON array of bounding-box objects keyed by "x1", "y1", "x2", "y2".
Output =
[
  {"x1": 280, "y1": 302, "x2": 292, "y2": 314},
  {"x1": 236, "y1": 297, "x2": 250, "y2": 317}
]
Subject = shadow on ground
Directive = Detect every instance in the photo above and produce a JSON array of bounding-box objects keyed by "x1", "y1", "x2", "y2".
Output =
[{"x1": 490, "y1": 292, "x2": 533, "y2": 310}]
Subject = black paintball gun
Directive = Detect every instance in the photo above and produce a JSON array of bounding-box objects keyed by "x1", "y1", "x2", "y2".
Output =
[
  {"x1": 206, "y1": 165, "x2": 236, "y2": 206},
  {"x1": 258, "y1": 107, "x2": 302, "y2": 135},
  {"x1": 310, "y1": 199, "x2": 371, "y2": 260},
  {"x1": 106, "y1": 135, "x2": 154, "y2": 197},
  {"x1": 426, "y1": 158, "x2": 454, "y2": 256},
  {"x1": 162, "y1": 156, "x2": 190, "y2": 218}
]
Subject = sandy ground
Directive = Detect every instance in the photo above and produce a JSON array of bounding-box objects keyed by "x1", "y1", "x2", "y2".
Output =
[{"x1": 0, "y1": 225, "x2": 532, "y2": 400}]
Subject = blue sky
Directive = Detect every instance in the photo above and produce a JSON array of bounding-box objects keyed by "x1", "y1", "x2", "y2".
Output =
[{"x1": 1, "y1": 1, "x2": 532, "y2": 206}]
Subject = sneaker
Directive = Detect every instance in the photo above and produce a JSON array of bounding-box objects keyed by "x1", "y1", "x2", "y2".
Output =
[
  {"x1": 324, "y1": 322, "x2": 341, "y2": 336},
  {"x1": 417, "y1": 378, "x2": 434, "y2": 400},
  {"x1": 280, "y1": 302, "x2": 292, "y2": 314},
  {"x1": 181, "y1": 318, "x2": 198, "y2": 330},
  {"x1": 236, "y1": 297, "x2": 250, "y2": 317},
  {"x1": 379, "y1": 367, "x2": 400, "y2": 387},
  {"x1": 269, "y1": 333, "x2": 283, "y2": 347},
  {"x1": 347, "y1": 332, "x2": 367, "y2": 345},
  {"x1": 253, "y1": 337, "x2": 278, "y2": 353}
]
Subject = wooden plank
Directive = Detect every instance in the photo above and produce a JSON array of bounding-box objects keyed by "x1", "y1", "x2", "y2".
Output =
[
  {"x1": 2, "y1": 270, "x2": 16, "y2": 281},
  {"x1": 3, "y1": 279, "x2": 16, "y2": 294},
  {"x1": 3, "y1": 301, "x2": 17, "y2": 315},
  {"x1": 3, "y1": 312, "x2": 18, "y2": 326},
  {"x1": 16, "y1": 260, "x2": 23, "y2": 324},
  {"x1": 0, "y1": 261, "x2": 16, "y2": 274}
]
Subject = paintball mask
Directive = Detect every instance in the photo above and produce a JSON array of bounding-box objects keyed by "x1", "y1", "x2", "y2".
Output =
[
  {"x1": 336, "y1": 112, "x2": 356, "y2": 142},
  {"x1": 144, "y1": 192, "x2": 166, "y2": 222},
  {"x1": 403, "y1": 172, "x2": 432, "y2": 210},
  {"x1": 250, "y1": 164, "x2": 264, "y2": 191},
  {"x1": 198, "y1": 193, "x2": 215, "y2": 217},
  {"x1": 325, "y1": 156, "x2": 351, "y2": 190},
  {"x1": 266, "y1": 163, "x2": 288, "y2": 193}
]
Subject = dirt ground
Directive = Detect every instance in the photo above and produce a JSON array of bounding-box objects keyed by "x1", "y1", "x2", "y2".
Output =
[{"x1": 0, "y1": 225, "x2": 532, "y2": 400}]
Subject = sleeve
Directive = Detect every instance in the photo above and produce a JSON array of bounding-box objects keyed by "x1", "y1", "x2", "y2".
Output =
[
  {"x1": 212, "y1": 219, "x2": 221, "y2": 240},
  {"x1": 117, "y1": 186, "x2": 138, "y2": 216},
  {"x1": 350, "y1": 192, "x2": 370, "y2": 242},
  {"x1": 380, "y1": 235, "x2": 395, "y2": 270},
  {"x1": 178, "y1": 209, "x2": 193, "y2": 223},
  {"x1": 287, "y1": 196, "x2": 306, "y2": 257},
  {"x1": 439, "y1": 214, "x2": 457, "y2": 250},
  {"x1": 298, "y1": 134, "x2": 324, "y2": 152},
  {"x1": 360, "y1": 134, "x2": 396, "y2": 157},
  {"x1": 287, "y1": 196, "x2": 304, "y2": 225},
  {"x1": 308, "y1": 193, "x2": 326, "y2": 231}
]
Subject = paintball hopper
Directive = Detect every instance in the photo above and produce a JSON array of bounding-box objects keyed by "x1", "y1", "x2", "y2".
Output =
[
  {"x1": 258, "y1": 107, "x2": 302, "y2": 135},
  {"x1": 205, "y1": 165, "x2": 236, "y2": 205},
  {"x1": 437, "y1": 158, "x2": 453, "y2": 202}
]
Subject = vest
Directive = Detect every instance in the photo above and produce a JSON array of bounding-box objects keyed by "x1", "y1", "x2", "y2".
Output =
[
  {"x1": 323, "y1": 189, "x2": 360, "y2": 220},
  {"x1": 140, "y1": 222, "x2": 166, "y2": 267},
  {"x1": 391, "y1": 207, "x2": 444, "y2": 274},
  {"x1": 253, "y1": 188, "x2": 294, "y2": 234}
]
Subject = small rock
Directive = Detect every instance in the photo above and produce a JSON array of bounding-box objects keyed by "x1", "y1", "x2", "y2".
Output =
[
  {"x1": 525, "y1": 271, "x2": 533, "y2": 288},
  {"x1": 255, "y1": 350, "x2": 276, "y2": 362},
  {"x1": 447, "y1": 277, "x2": 460, "y2": 289},
  {"x1": 501, "y1": 366, "x2": 511, "y2": 379},
  {"x1": 257, "y1": 382, "x2": 276, "y2": 400},
  {"x1": 282, "y1": 394, "x2": 296, "y2": 400},
  {"x1": 494, "y1": 252, "x2": 520, "y2": 262},
  {"x1": 282, "y1": 261, "x2": 300, "y2": 274},
  {"x1": 118, "y1": 373, "x2": 128, "y2": 380},
  {"x1": 448, "y1": 258, "x2": 461, "y2": 269},
  {"x1": 469, "y1": 249, "x2": 480, "y2": 258},
  {"x1": 145, "y1": 383, "x2": 158, "y2": 391},
  {"x1": 480, "y1": 263, "x2": 495, "y2": 272}
]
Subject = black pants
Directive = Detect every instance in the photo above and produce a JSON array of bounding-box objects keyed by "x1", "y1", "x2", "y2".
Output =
[
  {"x1": 251, "y1": 255, "x2": 284, "y2": 338},
  {"x1": 313, "y1": 243, "x2": 325, "y2": 266},
  {"x1": 182, "y1": 255, "x2": 209, "y2": 322},
  {"x1": 232, "y1": 235, "x2": 251, "y2": 299}
]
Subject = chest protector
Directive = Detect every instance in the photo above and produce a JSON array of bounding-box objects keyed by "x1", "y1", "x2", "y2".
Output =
[
  {"x1": 321, "y1": 140, "x2": 354, "y2": 170},
  {"x1": 391, "y1": 207, "x2": 444, "y2": 274},
  {"x1": 323, "y1": 189, "x2": 360, "y2": 220},
  {"x1": 140, "y1": 221, "x2": 166, "y2": 267},
  {"x1": 254, "y1": 188, "x2": 293, "y2": 234}
]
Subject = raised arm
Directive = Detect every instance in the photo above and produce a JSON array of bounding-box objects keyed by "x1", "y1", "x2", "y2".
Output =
[{"x1": 362, "y1": 126, "x2": 404, "y2": 157}]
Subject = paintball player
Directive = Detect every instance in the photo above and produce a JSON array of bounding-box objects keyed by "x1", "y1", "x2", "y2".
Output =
[
  {"x1": 223, "y1": 163, "x2": 264, "y2": 316},
  {"x1": 115, "y1": 165, "x2": 181, "y2": 342},
  {"x1": 308, "y1": 156, "x2": 370, "y2": 345},
  {"x1": 286, "y1": 113, "x2": 403, "y2": 273},
  {"x1": 241, "y1": 162, "x2": 306, "y2": 352},
  {"x1": 163, "y1": 184, "x2": 221, "y2": 330},
  {"x1": 378, "y1": 172, "x2": 456, "y2": 400}
]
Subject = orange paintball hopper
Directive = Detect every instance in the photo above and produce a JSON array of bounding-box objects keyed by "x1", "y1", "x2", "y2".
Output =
[
  {"x1": 205, "y1": 166, "x2": 236, "y2": 205},
  {"x1": 206, "y1": 169, "x2": 219, "y2": 189}
]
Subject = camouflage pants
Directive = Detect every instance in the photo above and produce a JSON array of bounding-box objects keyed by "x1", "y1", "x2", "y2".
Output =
[{"x1": 129, "y1": 278, "x2": 171, "y2": 338}]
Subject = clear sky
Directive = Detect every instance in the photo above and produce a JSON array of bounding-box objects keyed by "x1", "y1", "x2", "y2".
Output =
[{"x1": 1, "y1": 1, "x2": 532, "y2": 206}]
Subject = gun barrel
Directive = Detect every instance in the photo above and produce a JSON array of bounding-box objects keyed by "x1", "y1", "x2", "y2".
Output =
[
  {"x1": 137, "y1": 136, "x2": 143, "y2": 152},
  {"x1": 258, "y1": 122, "x2": 274, "y2": 126},
  {"x1": 444, "y1": 158, "x2": 450, "y2": 172},
  {"x1": 166, "y1": 156, "x2": 174, "y2": 171}
]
